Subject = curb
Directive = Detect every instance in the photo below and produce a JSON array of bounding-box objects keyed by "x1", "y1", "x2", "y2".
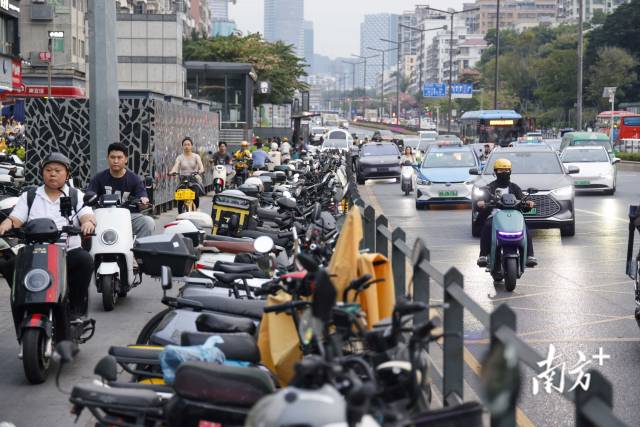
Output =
[{"x1": 619, "y1": 160, "x2": 640, "y2": 172}]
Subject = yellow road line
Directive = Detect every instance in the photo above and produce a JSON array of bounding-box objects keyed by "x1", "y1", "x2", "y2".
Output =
[
  {"x1": 465, "y1": 337, "x2": 640, "y2": 345},
  {"x1": 506, "y1": 305, "x2": 628, "y2": 320},
  {"x1": 518, "y1": 315, "x2": 634, "y2": 338}
]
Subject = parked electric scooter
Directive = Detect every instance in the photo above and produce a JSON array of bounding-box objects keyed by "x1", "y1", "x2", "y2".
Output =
[
  {"x1": 5, "y1": 193, "x2": 98, "y2": 383},
  {"x1": 400, "y1": 161, "x2": 415, "y2": 196},
  {"x1": 90, "y1": 193, "x2": 147, "y2": 311},
  {"x1": 479, "y1": 190, "x2": 536, "y2": 291}
]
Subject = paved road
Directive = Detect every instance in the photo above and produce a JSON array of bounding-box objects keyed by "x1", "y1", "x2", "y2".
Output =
[{"x1": 357, "y1": 150, "x2": 640, "y2": 424}]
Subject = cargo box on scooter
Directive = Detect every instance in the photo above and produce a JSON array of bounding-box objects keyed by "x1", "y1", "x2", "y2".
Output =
[
  {"x1": 257, "y1": 175, "x2": 273, "y2": 192},
  {"x1": 132, "y1": 234, "x2": 198, "y2": 277},
  {"x1": 238, "y1": 184, "x2": 260, "y2": 198},
  {"x1": 212, "y1": 191, "x2": 258, "y2": 236}
]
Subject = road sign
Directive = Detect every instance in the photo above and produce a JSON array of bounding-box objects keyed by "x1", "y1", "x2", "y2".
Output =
[
  {"x1": 48, "y1": 31, "x2": 64, "y2": 39},
  {"x1": 451, "y1": 83, "x2": 473, "y2": 99},
  {"x1": 39, "y1": 52, "x2": 51, "y2": 62},
  {"x1": 602, "y1": 87, "x2": 616, "y2": 98},
  {"x1": 423, "y1": 83, "x2": 446, "y2": 97}
]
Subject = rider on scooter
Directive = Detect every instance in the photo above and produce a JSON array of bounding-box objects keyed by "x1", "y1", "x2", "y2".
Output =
[
  {"x1": 212, "y1": 141, "x2": 235, "y2": 181},
  {"x1": 0, "y1": 153, "x2": 96, "y2": 319},
  {"x1": 87, "y1": 142, "x2": 155, "y2": 238},
  {"x1": 476, "y1": 158, "x2": 537, "y2": 268},
  {"x1": 233, "y1": 141, "x2": 252, "y2": 185}
]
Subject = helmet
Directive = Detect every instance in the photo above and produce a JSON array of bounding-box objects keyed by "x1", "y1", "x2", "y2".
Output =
[
  {"x1": 246, "y1": 385, "x2": 347, "y2": 427},
  {"x1": 41, "y1": 152, "x2": 71, "y2": 173},
  {"x1": 493, "y1": 158, "x2": 512, "y2": 171},
  {"x1": 283, "y1": 137, "x2": 288, "y2": 142},
  {"x1": 241, "y1": 141, "x2": 249, "y2": 148},
  {"x1": 271, "y1": 142, "x2": 279, "y2": 151}
]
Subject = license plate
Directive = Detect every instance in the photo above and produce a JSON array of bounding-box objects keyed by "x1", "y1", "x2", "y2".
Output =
[
  {"x1": 524, "y1": 207, "x2": 537, "y2": 216},
  {"x1": 175, "y1": 188, "x2": 196, "y2": 201},
  {"x1": 575, "y1": 180, "x2": 590, "y2": 186},
  {"x1": 438, "y1": 190, "x2": 458, "y2": 197}
]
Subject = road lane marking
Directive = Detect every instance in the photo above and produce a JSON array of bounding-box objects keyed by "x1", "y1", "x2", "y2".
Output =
[
  {"x1": 362, "y1": 184, "x2": 537, "y2": 427},
  {"x1": 518, "y1": 315, "x2": 635, "y2": 338},
  {"x1": 575, "y1": 208, "x2": 629, "y2": 224},
  {"x1": 465, "y1": 337, "x2": 640, "y2": 345},
  {"x1": 504, "y1": 305, "x2": 631, "y2": 319}
]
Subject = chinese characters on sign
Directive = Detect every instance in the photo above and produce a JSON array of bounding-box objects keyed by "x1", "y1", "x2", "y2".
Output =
[
  {"x1": 533, "y1": 345, "x2": 611, "y2": 395},
  {"x1": 422, "y1": 82, "x2": 473, "y2": 98}
]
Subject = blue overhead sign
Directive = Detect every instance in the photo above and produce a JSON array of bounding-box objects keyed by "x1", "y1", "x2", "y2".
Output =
[
  {"x1": 423, "y1": 83, "x2": 446, "y2": 97},
  {"x1": 423, "y1": 82, "x2": 474, "y2": 98}
]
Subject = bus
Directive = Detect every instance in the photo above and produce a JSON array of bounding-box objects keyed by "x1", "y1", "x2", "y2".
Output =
[
  {"x1": 595, "y1": 111, "x2": 640, "y2": 143},
  {"x1": 460, "y1": 110, "x2": 527, "y2": 147}
]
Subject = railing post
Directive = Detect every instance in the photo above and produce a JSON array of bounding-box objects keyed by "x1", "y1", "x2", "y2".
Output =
[
  {"x1": 443, "y1": 267, "x2": 464, "y2": 406},
  {"x1": 576, "y1": 370, "x2": 613, "y2": 427},
  {"x1": 412, "y1": 238, "x2": 430, "y2": 326},
  {"x1": 391, "y1": 227, "x2": 406, "y2": 298},
  {"x1": 363, "y1": 205, "x2": 376, "y2": 253},
  {"x1": 375, "y1": 215, "x2": 389, "y2": 259},
  {"x1": 489, "y1": 304, "x2": 517, "y2": 427}
]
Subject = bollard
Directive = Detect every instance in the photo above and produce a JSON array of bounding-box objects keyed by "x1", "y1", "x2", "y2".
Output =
[
  {"x1": 363, "y1": 206, "x2": 376, "y2": 253},
  {"x1": 412, "y1": 238, "x2": 430, "y2": 325},
  {"x1": 489, "y1": 305, "x2": 517, "y2": 427},
  {"x1": 443, "y1": 267, "x2": 464, "y2": 406},
  {"x1": 375, "y1": 215, "x2": 389, "y2": 259},
  {"x1": 391, "y1": 227, "x2": 406, "y2": 298}
]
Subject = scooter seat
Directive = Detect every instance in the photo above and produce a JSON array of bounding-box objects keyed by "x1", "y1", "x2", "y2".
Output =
[
  {"x1": 196, "y1": 313, "x2": 257, "y2": 335},
  {"x1": 173, "y1": 361, "x2": 274, "y2": 408},
  {"x1": 184, "y1": 294, "x2": 266, "y2": 320},
  {"x1": 214, "y1": 272, "x2": 255, "y2": 283},
  {"x1": 108, "y1": 346, "x2": 163, "y2": 365},
  {"x1": 180, "y1": 332, "x2": 260, "y2": 364},
  {"x1": 184, "y1": 277, "x2": 214, "y2": 287},
  {"x1": 214, "y1": 262, "x2": 264, "y2": 276},
  {"x1": 71, "y1": 383, "x2": 164, "y2": 408},
  {"x1": 257, "y1": 207, "x2": 278, "y2": 220},
  {"x1": 109, "y1": 381, "x2": 173, "y2": 394}
]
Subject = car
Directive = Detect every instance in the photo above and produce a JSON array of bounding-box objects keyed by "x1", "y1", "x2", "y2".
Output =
[
  {"x1": 470, "y1": 146, "x2": 578, "y2": 237},
  {"x1": 414, "y1": 145, "x2": 480, "y2": 209},
  {"x1": 560, "y1": 132, "x2": 613, "y2": 158},
  {"x1": 372, "y1": 129, "x2": 404, "y2": 150},
  {"x1": 560, "y1": 146, "x2": 620, "y2": 195},
  {"x1": 434, "y1": 134, "x2": 463, "y2": 146},
  {"x1": 310, "y1": 126, "x2": 328, "y2": 143},
  {"x1": 418, "y1": 130, "x2": 438, "y2": 141},
  {"x1": 356, "y1": 142, "x2": 401, "y2": 184},
  {"x1": 320, "y1": 128, "x2": 353, "y2": 152}
]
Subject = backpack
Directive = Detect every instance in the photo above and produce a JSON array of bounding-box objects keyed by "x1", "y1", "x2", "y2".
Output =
[{"x1": 26, "y1": 186, "x2": 79, "y2": 220}]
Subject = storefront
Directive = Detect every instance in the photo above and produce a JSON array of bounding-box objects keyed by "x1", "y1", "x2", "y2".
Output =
[{"x1": 0, "y1": 1, "x2": 22, "y2": 119}]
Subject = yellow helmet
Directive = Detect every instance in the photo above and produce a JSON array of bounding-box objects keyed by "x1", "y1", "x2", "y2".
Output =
[
  {"x1": 241, "y1": 140, "x2": 249, "y2": 147},
  {"x1": 493, "y1": 158, "x2": 512, "y2": 171}
]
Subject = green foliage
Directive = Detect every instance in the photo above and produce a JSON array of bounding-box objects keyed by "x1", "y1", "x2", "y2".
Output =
[
  {"x1": 586, "y1": 47, "x2": 638, "y2": 109},
  {"x1": 184, "y1": 34, "x2": 308, "y2": 104},
  {"x1": 617, "y1": 152, "x2": 640, "y2": 162}
]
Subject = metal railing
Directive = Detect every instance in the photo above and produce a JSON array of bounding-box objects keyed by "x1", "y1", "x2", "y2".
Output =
[{"x1": 343, "y1": 154, "x2": 627, "y2": 426}]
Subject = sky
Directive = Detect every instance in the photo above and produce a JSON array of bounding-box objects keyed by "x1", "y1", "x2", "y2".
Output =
[{"x1": 229, "y1": 0, "x2": 464, "y2": 59}]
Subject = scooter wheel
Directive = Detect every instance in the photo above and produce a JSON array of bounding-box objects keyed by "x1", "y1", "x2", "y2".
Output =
[
  {"x1": 101, "y1": 275, "x2": 118, "y2": 312},
  {"x1": 505, "y1": 258, "x2": 518, "y2": 291},
  {"x1": 136, "y1": 308, "x2": 172, "y2": 345},
  {"x1": 22, "y1": 328, "x2": 50, "y2": 384}
]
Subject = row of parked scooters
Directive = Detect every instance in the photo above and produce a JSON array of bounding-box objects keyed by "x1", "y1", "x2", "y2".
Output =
[{"x1": 44, "y1": 151, "x2": 486, "y2": 426}]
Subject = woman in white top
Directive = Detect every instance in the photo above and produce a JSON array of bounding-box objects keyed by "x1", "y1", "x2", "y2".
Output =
[{"x1": 170, "y1": 137, "x2": 205, "y2": 211}]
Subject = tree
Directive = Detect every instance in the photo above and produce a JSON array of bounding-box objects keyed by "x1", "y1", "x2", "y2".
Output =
[
  {"x1": 586, "y1": 47, "x2": 638, "y2": 110},
  {"x1": 183, "y1": 34, "x2": 308, "y2": 104},
  {"x1": 533, "y1": 49, "x2": 578, "y2": 111}
]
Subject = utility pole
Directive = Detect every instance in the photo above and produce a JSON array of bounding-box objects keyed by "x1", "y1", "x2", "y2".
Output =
[
  {"x1": 342, "y1": 60, "x2": 363, "y2": 120},
  {"x1": 494, "y1": 0, "x2": 500, "y2": 109},
  {"x1": 381, "y1": 37, "x2": 414, "y2": 125},
  {"x1": 352, "y1": 53, "x2": 379, "y2": 118},
  {"x1": 577, "y1": 0, "x2": 584, "y2": 130},
  {"x1": 367, "y1": 47, "x2": 394, "y2": 120}
]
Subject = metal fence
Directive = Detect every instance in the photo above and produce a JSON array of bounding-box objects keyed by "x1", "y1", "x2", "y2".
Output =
[
  {"x1": 618, "y1": 139, "x2": 640, "y2": 153},
  {"x1": 343, "y1": 155, "x2": 627, "y2": 427}
]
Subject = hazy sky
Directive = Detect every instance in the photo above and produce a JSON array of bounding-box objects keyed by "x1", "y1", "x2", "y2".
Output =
[{"x1": 229, "y1": 0, "x2": 464, "y2": 59}]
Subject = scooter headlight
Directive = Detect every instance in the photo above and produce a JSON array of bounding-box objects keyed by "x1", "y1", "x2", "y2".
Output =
[
  {"x1": 101, "y1": 229, "x2": 119, "y2": 246},
  {"x1": 24, "y1": 268, "x2": 51, "y2": 292},
  {"x1": 473, "y1": 187, "x2": 485, "y2": 198}
]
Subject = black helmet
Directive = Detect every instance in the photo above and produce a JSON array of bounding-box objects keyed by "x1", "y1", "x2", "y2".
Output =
[{"x1": 41, "y1": 152, "x2": 71, "y2": 173}]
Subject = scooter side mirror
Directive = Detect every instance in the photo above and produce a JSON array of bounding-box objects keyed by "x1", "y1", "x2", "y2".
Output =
[
  {"x1": 254, "y1": 235, "x2": 275, "y2": 254},
  {"x1": 161, "y1": 266, "x2": 173, "y2": 291},
  {"x1": 144, "y1": 176, "x2": 154, "y2": 187},
  {"x1": 469, "y1": 167, "x2": 480, "y2": 175},
  {"x1": 94, "y1": 355, "x2": 118, "y2": 382},
  {"x1": 526, "y1": 188, "x2": 538, "y2": 195},
  {"x1": 83, "y1": 191, "x2": 98, "y2": 207},
  {"x1": 54, "y1": 340, "x2": 78, "y2": 364}
]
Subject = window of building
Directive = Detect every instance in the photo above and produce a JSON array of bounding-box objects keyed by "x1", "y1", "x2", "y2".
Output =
[
  {"x1": 72, "y1": 36, "x2": 77, "y2": 56},
  {"x1": 134, "y1": 2, "x2": 146, "y2": 13},
  {"x1": 81, "y1": 40, "x2": 85, "y2": 58}
]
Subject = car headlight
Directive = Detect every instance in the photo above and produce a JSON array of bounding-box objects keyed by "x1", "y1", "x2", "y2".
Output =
[
  {"x1": 551, "y1": 185, "x2": 574, "y2": 199},
  {"x1": 417, "y1": 178, "x2": 431, "y2": 185},
  {"x1": 24, "y1": 268, "x2": 51, "y2": 292},
  {"x1": 101, "y1": 229, "x2": 119, "y2": 246},
  {"x1": 473, "y1": 187, "x2": 485, "y2": 198}
]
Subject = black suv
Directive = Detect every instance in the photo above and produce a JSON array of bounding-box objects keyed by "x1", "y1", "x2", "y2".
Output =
[{"x1": 357, "y1": 142, "x2": 401, "y2": 184}]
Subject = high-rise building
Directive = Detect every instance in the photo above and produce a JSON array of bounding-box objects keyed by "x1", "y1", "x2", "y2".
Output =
[
  {"x1": 474, "y1": 0, "x2": 557, "y2": 34},
  {"x1": 264, "y1": 0, "x2": 304, "y2": 57},
  {"x1": 557, "y1": 0, "x2": 630, "y2": 22},
  {"x1": 303, "y1": 21, "x2": 314, "y2": 71},
  {"x1": 209, "y1": 0, "x2": 237, "y2": 37},
  {"x1": 360, "y1": 13, "x2": 399, "y2": 89}
]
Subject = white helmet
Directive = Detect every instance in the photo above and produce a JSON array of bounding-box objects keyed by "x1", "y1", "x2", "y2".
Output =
[
  {"x1": 271, "y1": 142, "x2": 279, "y2": 151},
  {"x1": 244, "y1": 177, "x2": 265, "y2": 192}
]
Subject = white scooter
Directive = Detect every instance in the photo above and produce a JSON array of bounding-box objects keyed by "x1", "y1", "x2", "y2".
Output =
[
  {"x1": 401, "y1": 161, "x2": 416, "y2": 196},
  {"x1": 90, "y1": 192, "x2": 143, "y2": 311}
]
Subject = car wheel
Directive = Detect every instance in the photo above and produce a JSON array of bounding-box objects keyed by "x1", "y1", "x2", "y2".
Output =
[
  {"x1": 395, "y1": 177, "x2": 400, "y2": 183},
  {"x1": 560, "y1": 221, "x2": 575, "y2": 237},
  {"x1": 605, "y1": 187, "x2": 615, "y2": 195}
]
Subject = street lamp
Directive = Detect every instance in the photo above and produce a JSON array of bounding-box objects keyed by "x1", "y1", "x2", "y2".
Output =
[
  {"x1": 367, "y1": 46, "x2": 396, "y2": 120},
  {"x1": 381, "y1": 37, "x2": 414, "y2": 125},
  {"x1": 352, "y1": 53, "x2": 379, "y2": 117},
  {"x1": 422, "y1": 6, "x2": 479, "y2": 132},
  {"x1": 399, "y1": 24, "x2": 447, "y2": 130},
  {"x1": 342, "y1": 59, "x2": 364, "y2": 120}
]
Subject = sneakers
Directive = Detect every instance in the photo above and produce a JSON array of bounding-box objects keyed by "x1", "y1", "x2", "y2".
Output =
[
  {"x1": 477, "y1": 256, "x2": 488, "y2": 267},
  {"x1": 526, "y1": 256, "x2": 538, "y2": 268}
]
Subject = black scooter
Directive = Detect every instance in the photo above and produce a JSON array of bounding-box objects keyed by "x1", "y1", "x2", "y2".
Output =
[{"x1": 6, "y1": 194, "x2": 96, "y2": 384}]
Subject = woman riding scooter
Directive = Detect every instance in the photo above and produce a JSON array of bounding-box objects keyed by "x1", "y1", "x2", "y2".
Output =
[
  {"x1": 476, "y1": 158, "x2": 537, "y2": 268},
  {"x1": 170, "y1": 137, "x2": 205, "y2": 213}
]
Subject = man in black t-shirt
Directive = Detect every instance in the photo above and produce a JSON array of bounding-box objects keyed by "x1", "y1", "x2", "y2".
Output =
[
  {"x1": 88, "y1": 143, "x2": 155, "y2": 238},
  {"x1": 212, "y1": 141, "x2": 233, "y2": 165}
]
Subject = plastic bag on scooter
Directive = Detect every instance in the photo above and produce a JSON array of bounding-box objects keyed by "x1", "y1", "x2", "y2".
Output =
[{"x1": 159, "y1": 336, "x2": 249, "y2": 384}]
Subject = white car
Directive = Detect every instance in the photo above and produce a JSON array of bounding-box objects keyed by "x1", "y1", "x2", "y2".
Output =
[
  {"x1": 419, "y1": 130, "x2": 438, "y2": 140},
  {"x1": 320, "y1": 128, "x2": 353, "y2": 152},
  {"x1": 560, "y1": 146, "x2": 620, "y2": 195},
  {"x1": 311, "y1": 126, "x2": 328, "y2": 142}
]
